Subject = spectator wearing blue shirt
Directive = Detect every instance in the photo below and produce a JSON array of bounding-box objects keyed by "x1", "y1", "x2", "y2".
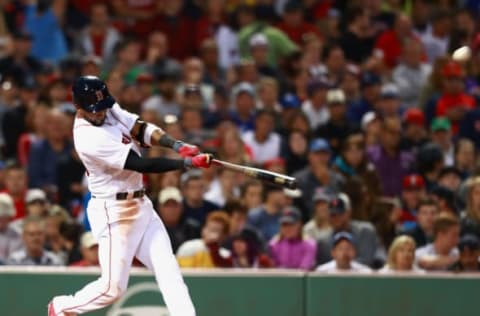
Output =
[
  {"x1": 347, "y1": 72, "x2": 382, "y2": 124},
  {"x1": 229, "y1": 82, "x2": 256, "y2": 133}
]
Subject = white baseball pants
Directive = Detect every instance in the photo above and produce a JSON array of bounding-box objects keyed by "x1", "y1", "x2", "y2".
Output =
[{"x1": 50, "y1": 197, "x2": 196, "y2": 316}]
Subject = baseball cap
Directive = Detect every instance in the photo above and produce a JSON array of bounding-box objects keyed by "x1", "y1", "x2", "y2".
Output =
[
  {"x1": 180, "y1": 169, "x2": 203, "y2": 186},
  {"x1": 249, "y1": 33, "x2": 268, "y2": 47},
  {"x1": 25, "y1": 189, "x2": 47, "y2": 204},
  {"x1": 360, "y1": 72, "x2": 381, "y2": 88},
  {"x1": 309, "y1": 138, "x2": 331, "y2": 153},
  {"x1": 403, "y1": 108, "x2": 425, "y2": 126},
  {"x1": 80, "y1": 232, "x2": 98, "y2": 249},
  {"x1": 380, "y1": 83, "x2": 399, "y2": 99},
  {"x1": 442, "y1": 61, "x2": 463, "y2": 77},
  {"x1": 280, "y1": 93, "x2": 301, "y2": 109},
  {"x1": 307, "y1": 79, "x2": 331, "y2": 96},
  {"x1": 438, "y1": 166, "x2": 462, "y2": 180},
  {"x1": 361, "y1": 111, "x2": 379, "y2": 131},
  {"x1": 431, "y1": 117, "x2": 451, "y2": 132},
  {"x1": 279, "y1": 206, "x2": 302, "y2": 224},
  {"x1": 331, "y1": 231, "x2": 355, "y2": 248},
  {"x1": 402, "y1": 174, "x2": 425, "y2": 190},
  {"x1": 158, "y1": 187, "x2": 182, "y2": 204},
  {"x1": 233, "y1": 82, "x2": 256, "y2": 98},
  {"x1": 329, "y1": 195, "x2": 348, "y2": 215},
  {"x1": 326, "y1": 89, "x2": 346, "y2": 105},
  {"x1": 0, "y1": 193, "x2": 15, "y2": 217},
  {"x1": 313, "y1": 188, "x2": 331, "y2": 203},
  {"x1": 458, "y1": 234, "x2": 480, "y2": 251}
]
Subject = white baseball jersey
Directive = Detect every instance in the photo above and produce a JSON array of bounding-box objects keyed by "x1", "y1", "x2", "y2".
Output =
[{"x1": 73, "y1": 103, "x2": 143, "y2": 197}]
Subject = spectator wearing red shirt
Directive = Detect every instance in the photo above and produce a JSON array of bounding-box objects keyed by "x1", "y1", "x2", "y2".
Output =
[
  {"x1": 1, "y1": 164, "x2": 27, "y2": 220},
  {"x1": 435, "y1": 61, "x2": 476, "y2": 134},
  {"x1": 400, "y1": 174, "x2": 426, "y2": 230},
  {"x1": 112, "y1": 0, "x2": 161, "y2": 40},
  {"x1": 375, "y1": 13, "x2": 423, "y2": 69},
  {"x1": 276, "y1": 1, "x2": 322, "y2": 46}
]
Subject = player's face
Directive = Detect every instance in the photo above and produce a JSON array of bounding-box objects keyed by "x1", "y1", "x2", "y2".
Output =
[{"x1": 82, "y1": 109, "x2": 108, "y2": 126}]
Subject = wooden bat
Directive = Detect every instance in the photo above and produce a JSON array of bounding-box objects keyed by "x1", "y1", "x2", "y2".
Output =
[{"x1": 211, "y1": 159, "x2": 297, "y2": 189}]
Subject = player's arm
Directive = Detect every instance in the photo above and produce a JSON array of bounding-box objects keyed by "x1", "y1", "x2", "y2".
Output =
[
  {"x1": 123, "y1": 149, "x2": 211, "y2": 173},
  {"x1": 130, "y1": 120, "x2": 199, "y2": 157}
]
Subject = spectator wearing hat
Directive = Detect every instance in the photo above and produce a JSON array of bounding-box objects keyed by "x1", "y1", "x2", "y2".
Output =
[
  {"x1": 181, "y1": 170, "x2": 219, "y2": 226},
  {"x1": 269, "y1": 206, "x2": 317, "y2": 270},
  {"x1": 379, "y1": 235, "x2": 424, "y2": 274},
  {"x1": 303, "y1": 188, "x2": 333, "y2": 241},
  {"x1": 437, "y1": 166, "x2": 463, "y2": 194},
  {"x1": 279, "y1": 93, "x2": 301, "y2": 128},
  {"x1": 74, "y1": 2, "x2": 121, "y2": 64},
  {"x1": 404, "y1": 198, "x2": 439, "y2": 248},
  {"x1": 70, "y1": 232, "x2": 99, "y2": 267},
  {"x1": 399, "y1": 174, "x2": 427, "y2": 229},
  {"x1": 332, "y1": 133, "x2": 382, "y2": 220},
  {"x1": 1, "y1": 164, "x2": 27, "y2": 220},
  {"x1": 229, "y1": 82, "x2": 257, "y2": 133},
  {"x1": 458, "y1": 100, "x2": 480, "y2": 150},
  {"x1": 454, "y1": 139, "x2": 476, "y2": 179},
  {"x1": 157, "y1": 186, "x2": 201, "y2": 253},
  {"x1": 416, "y1": 213, "x2": 460, "y2": 271},
  {"x1": 339, "y1": 8, "x2": 375, "y2": 64},
  {"x1": 293, "y1": 138, "x2": 345, "y2": 212},
  {"x1": 392, "y1": 39, "x2": 431, "y2": 107},
  {"x1": 399, "y1": 108, "x2": 429, "y2": 153},
  {"x1": 316, "y1": 231, "x2": 371, "y2": 273},
  {"x1": 461, "y1": 177, "x2": 480, "y2": 239},
  {"x1": 416, "y1": 142, "x2": 445, "y2": 192},
  {"x1": 7, "y1": 216, "x2": 63, "y2": 266},
  {"x1": 316, "y1": 193, "x2": 385, "y2": 268},
  {"x1": 430, "y1": 117, "x2": 455, "y2": 166},
  {"x1": 377, "y1": 83, "x2": 403, "y2": 119},
  {"x1": 448, "y1": 234, "x2": 480, "y2": 272},
  {"x1": 367, "y1": 117, "x2": 415, "y2": 197},
  {"x1": 347, "y1": 72, "x2": 382, "y2": 124},
  {"x1": 248, "y1": 33, "x2": 279, "y2": 78},
  {"x1": 302, "y1": 79, "x2": 331, "y2": 130},
  {"x1": 435, "y1": 61, "x2": 476, "y2": 134},
  {"x1": 316, "y1": 89, "x2": 359, "y2": 154},
  {"x1": 247, "y1": 184, "x2": 287, "y2": 242},
  {"x1": 276, "y1": 0, "x2": 322, "y2": 46},
  {"x1": 0, "y1": 193, "x2": 22, "y2": 263},
  {"x1": 10, "y1": 188, "x2": 49, "y2": 235},
  {"x1": 339, "y1": 64, "x2": 361, "y2": 104}
]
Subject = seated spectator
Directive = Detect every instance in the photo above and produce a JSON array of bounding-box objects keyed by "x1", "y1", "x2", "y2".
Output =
[
  {"x1": 0, "y1": 193, "x2": 22, "y2": 262},
  {"x1": 303, "y1": 188, "x2": 332, "y2": 241},
  {"x1": 347, "y1": 72, "x2": 381, "y2": 125},
  {"x1": 461, "y1": 176, "x2": 480, "y2": 238},
  {"x1": 404, "y1": 198, "x2": 439, "y2": 248},
  {"x1": 240, "y1": 180, "x2": 263, "y2": 211},
  {"x1": 269, "y1": 206, "x2": 317, "y2": 270},
  {"x1": 176, "y1": 211, "x2": 230, "y2": 268},
  {"x1": 70, "y1": 232, "x2": 99, "y2": 267},
  {"x1": 430, "y1": 185, "x2": 457, "y2": 215},
  {"x1": 229, "y1": 82, "x2": 256, "y2": 133},
  {"x1": 276, "y1": 0, "x2": 322, "y2": 46},
  {"x1": 377, "y1": 84, "x2": 403, "y2": 119},
  {"x1": 399, "y1": 174, "x2": 427, "y2": 230},
  {"x1": 454, "y1": 139, "x2": 476, "y2": 179},
  {"x1": 316, "y1": 231, "x2": 371, "y2": 273},
  {"x1": 415, "y1": 213, "x2": 460, "y2": 271},
  {"x1": 448, "y1": 234, "x2": 480, "y2": 272},
  {"x1": 247, "y1": 185, "x2": 287, "y2": 242},
  {"x1": 10, "y1": 188, "x2": 49, "y2": 234},
  {"x1": 416, "y1": 142, "x2": 445, "y2": 192},
  {"x1": 221, "y1": 229, "x2": 273, "y2": 268},
  {"x1": 379, "y1": 235, "x2": 424, "y2": 274},
  {"x1": 399, "y1": 109, "x2": 429, "y2": 153},
  {"x1": 301, "y1": 79, "x2": 331, "y2": 130},
  {"x1": 437, "y1": 167, "x2": 463, "y2": 194},
  {"x1": 181, "y1": 170, "x2": 219, "y2": 226},
  {"x1": 204, "y1": 168, "x2": 239, "y2": 208},
  {"x1": 1, "y1": 163, "x2": 28, "y2": 220},
  {"x1": 316, "y1": 193, "x2": 385, "y2": 267},
  {"x1": 157, "y1": 186, "x2": 201, "y2": 253},
  {"x1": 7, "y1": 216, "x2": 63, "y2": 266},
  {"x1": 430, "y1": 117, "x2": 455, "y2": 166},
  {"x1": 370, "y1": 197, "x2": 402, "y2": 251}
]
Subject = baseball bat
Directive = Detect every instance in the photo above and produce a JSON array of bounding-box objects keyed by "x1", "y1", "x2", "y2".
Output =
[{"x1": 211, "y1": 159, "x2": 297, "y2": 190}]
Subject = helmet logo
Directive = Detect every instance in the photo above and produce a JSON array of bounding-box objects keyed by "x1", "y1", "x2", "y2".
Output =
[{"x1": 96, "y1": 90, "x2": 104, "y2": 101}]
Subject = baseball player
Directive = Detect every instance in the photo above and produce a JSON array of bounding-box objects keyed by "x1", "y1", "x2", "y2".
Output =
[{"x1": 48, "y1": 76, "x2": 211, "y2": 316}]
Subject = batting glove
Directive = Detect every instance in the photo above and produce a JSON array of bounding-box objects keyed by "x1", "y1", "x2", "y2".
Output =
[
  {"x1": 185, "y1": 154, "x2": 213, "y2": 169},
  {"x1": 173, "y1": 141, "x2": 200, "y2": 157}
]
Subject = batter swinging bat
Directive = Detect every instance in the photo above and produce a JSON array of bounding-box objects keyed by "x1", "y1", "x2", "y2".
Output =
[{"x1": 212, "y1": 159, "x2": 297, "y2": 189}]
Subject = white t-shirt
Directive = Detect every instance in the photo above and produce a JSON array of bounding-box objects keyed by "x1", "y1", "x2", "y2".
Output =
[
  {"x1": 241, "y1": 131, "x2": 281, "y2": 164},
  {"x1": 415, "y1": 243, "x2": 459, "y2": 262},
  {"x1": 73, "y1": 103, "x2": 145, "y2": 197},
  {"x1": 316, "y1": 260, "x2": 372, "y2": 274},
  {"x1": 378, "y1": 265, "x2": 425, "y2": 274}
]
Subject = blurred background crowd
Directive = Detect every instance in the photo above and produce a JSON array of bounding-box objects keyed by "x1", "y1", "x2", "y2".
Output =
[{"x1": 1, "y1": 0, "x2": 480, "y2": 274}]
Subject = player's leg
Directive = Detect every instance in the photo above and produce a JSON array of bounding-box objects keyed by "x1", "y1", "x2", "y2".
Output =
[
  {"x1": 49, "y1": 199, "x2": 149, "y2": 315},
  {"x1": 135, "y1": 202, "x2": 196, "y2": 316}
]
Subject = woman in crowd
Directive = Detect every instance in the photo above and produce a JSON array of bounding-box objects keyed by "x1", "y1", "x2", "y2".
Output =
[{"x1": 379, "y1": 235, "x2": 424, "y2": 273}]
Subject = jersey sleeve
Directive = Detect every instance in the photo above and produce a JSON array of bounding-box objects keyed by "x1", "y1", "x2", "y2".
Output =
[{"x1": 109, "y1": 103, "x2": 139, "y2": 131}]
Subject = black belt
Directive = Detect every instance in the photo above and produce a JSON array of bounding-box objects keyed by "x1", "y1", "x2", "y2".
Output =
[{"x1": 116, "y1": 189, "x2": 145, "y2": 200}]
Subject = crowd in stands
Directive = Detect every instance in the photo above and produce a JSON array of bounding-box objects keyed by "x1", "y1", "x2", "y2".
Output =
[{"x1": 1, "y1": 0, "x2": 480, "y2": 274}]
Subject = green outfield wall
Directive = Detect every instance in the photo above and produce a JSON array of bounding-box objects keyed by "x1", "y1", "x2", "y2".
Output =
[{"x1": 0, "y1": 267, "x2": 479, "y2": 316}]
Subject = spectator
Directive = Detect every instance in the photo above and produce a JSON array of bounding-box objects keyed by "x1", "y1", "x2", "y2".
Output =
[
  {"x1": 371, "y1": 197, "x2": 402, "y2": 251},
  {"x1": 269, "y1": 206, "x2": 317, "y2": 270},
  {"x1": 302, "y1": 79, "x2": 330, "y2": 130},
  {"x1": 7, "y1": 216, "x2": 63, "y2": 265},
  {"x1": 230, "y1": 82, "x2": 256, "y2": 133},
  {"x1": 448, "y1": 234, "x2": 480, "y2": 272},
  {"x1": 399, "y1": 174, "x2": 427, "y2": 230},
  {"x1": 377, "y1": 84, "x2": 403, "y2": 119},
  {"x1": 437, "y1": 167, "x2": 463, "y2": 193},
  {"x1": 0, "y1": 193, "x2": 22, "y2": 262},
  {"x1": 399, "y1": 108, "x2": 429, "y2": 153},
  {"x1": 223, "y1": 230, "x2": 273, "y2": 268},
  {"x1": 404, "y1": 198, "x2": 439, "y2": 248},
  {"x1": 417, "y1": 142, "x2": 445, "y2": 192},
  {"x1": 347, "y1": 72, "x2": 382, "y2": 124},
  {"x1": 248, "y1": 33, "x2": 278, "y2": 78},
  {"x1": 361, "y1": 111, "x2": 381, "y2": 147},
  {"x1": 256, "y1": 77, "x2": 281, "y2": 113},
  {"x1": 461, "y1": 177, "x2": 480, "y2": 239},
  {"x1": 247, "y1": 184, "x2": 287, "y2": 242},
  {"x1": 204, "y1": 168, "x2": 238, "y2": 208},
  {"x1": 23, "y1": 0, "x2": 68, "y2": 64},
  {"x1": 240, "y1": 180, "x2": 263, "y2": 211},
  {"x1": 181, "y1": 170, "x2": 219, "y2": 226},
  {"x1": 176, "y1": 211, "x2": 230, "y2": 268},
  {"x1": 322, "y1": 45, "x2": 347, "y2": 86},
  {"x1": 316, "y1": 231, "x2": 372, "y2": 273},
  {"x1": 2, "y1": 163, "x2": 27, "y2": 220},
  {"x1": 454, "y1": 139, "x2": 476, "y2": 179},
  {"x1": 10, "y1": 188, "x2": 49, "y2": 234},
  {"x1": 339, "y1": 7, "x2": 375, "y2": 64},
  {"x1": 293, "y1": 138, "x2": 344, "y2": 212},
  {"x1": 75, "y1": 2, "x2": 121, "y2": 63},
  {"x1": 416, "y1": 213, "x2": 460, "y2": 271},
  {"x1": 303, "y1": 188, "x2": 332, "y2": 241},
  {"x1": 420, "y1": 9, "x2": 452, "y2": 63},
  {"x1": 392, "y1": 39, "x2": 432, "y2": 107},
  {"x1": 282, "y1": 129, "x2": 309, "y2": 175},
  {"x1": 431, "y1": 185, "x2": 458, "y2": 215},
  {"x1": 367, "y1": 117, "x2": 415, "y2": 197},
  {"x1": 217, "y1": 126, "x2": 252, "y2": 165},
  {"x1": 379, "y1": 235, "x2": 424, "y2": 274},
  {"x1": 316, "y1": 193, "x2": 385, "y2": 267},
  {"x1": 276, "y1": 0, "x2": 322, "y2": 46},
  {"x1": 242, "y1": 109, "x2": 281, "y2": 164},
  {"x1": 70, "y1": 231, "x2": 99, "y2": 267},
  {"x1": 199, "y1": 39, "x2": 225, "y2": 87},
  {"x1": 157, "y1": 187, "x2": 201, "y2": 253}
]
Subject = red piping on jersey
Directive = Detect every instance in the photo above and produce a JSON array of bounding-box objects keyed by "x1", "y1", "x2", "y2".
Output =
[{"x1": 59, "y1": 202, "x2": 112, "y2": 313}]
